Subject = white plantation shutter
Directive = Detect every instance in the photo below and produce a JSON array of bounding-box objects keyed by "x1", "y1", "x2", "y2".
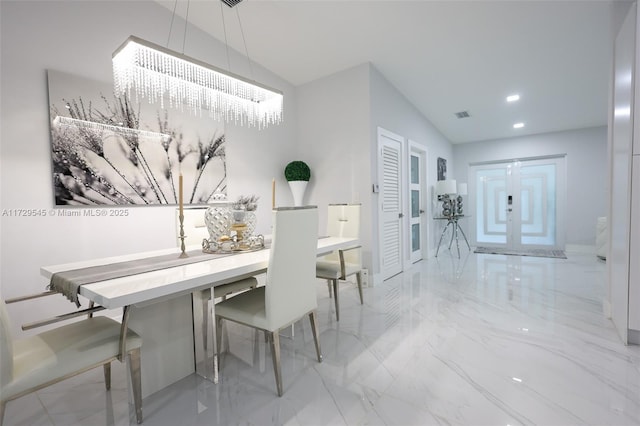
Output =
[
  {"x1": 379, "y1": 130, "x2": 403, "y2": 279},
  {"x1": 382, "y1": 146, "x2": 400, "y2": 212}
]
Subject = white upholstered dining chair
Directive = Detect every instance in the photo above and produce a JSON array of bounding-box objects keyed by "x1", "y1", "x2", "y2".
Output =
[
  {"x1": 0, "y1": 300, "x2": 143, "y2": 424},
  {"x1": 215, "y1": 206, "x2": 322, "y2": 396},
  {"x1": 316, "y1": 204, "x2": 363, "y2": 321}
]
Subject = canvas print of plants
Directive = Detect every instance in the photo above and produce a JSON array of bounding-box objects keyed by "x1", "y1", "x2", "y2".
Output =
[{"x1": 48, "y1": 70, "x2": 226, "y2": 206}]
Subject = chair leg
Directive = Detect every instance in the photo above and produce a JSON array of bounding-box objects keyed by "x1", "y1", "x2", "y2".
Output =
[
  {"x1": 128, "y1": 348, "x2": 143, "y2": 424},
  {"x1": 308, "y1": 311, "x2": 323, "y2": 363},
  {"x1": 355, "y1": 271, "x2": 364, "y2": 305},
  {"x1": 269, "y1": 331, "x2": 283, "y2": 397},
  {"x1": 327, "y1": 279, "x2": 333, "y2": 298},
  {"x1": 103, "y1": 362, "x2": 111, "y2": 390},
  {"x1": 332, "y1": 279, "x2": 340, "y2": 321},
  {"x1": 1, "y1": 400, "x2": 6, "y2": 426}
]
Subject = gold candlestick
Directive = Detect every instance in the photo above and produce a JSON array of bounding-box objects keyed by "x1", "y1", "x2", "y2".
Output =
[{"x1": 178, "y1": 217, "x2": 188, "y2": 258}]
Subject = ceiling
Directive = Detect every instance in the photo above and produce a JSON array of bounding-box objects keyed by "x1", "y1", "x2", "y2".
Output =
[{"x1": 155, "y1": 0, "x2": 626, "y2": 144}]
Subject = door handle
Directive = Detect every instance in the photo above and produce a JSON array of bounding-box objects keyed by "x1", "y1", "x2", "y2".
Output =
[
  {"x1": 399, "y1": 213, "x2": 404, "y2": 218},
  {"x1": 507, "y1": 208, "x2": 512, "y2": 212},
  {"x1": 419, "y1": 209, "x2": 425, "y2": 214}
]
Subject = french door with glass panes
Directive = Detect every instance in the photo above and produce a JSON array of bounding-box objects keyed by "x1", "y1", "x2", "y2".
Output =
[
  {"x1": 471, "y1": 156, "x2": 566, "y2": 250},
  {"x1": 409, "y1": 150, "x2": 426, "y2": 263}
]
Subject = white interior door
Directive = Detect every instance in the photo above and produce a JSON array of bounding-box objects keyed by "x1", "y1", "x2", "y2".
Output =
[
  {"x1": 378, "y1": 128, "x2": 403, "y2": 280},
  {"x1": 471, "y1": 156, "x2": 565, "y2": 250},
  {"x1": 409, "y1": 146, "x2": 426, "y2": 263}
]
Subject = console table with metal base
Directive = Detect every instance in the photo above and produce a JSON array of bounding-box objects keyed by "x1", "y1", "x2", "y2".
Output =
[{"x1": 435, "y1": 215, "x2": 471, "y2": 258}]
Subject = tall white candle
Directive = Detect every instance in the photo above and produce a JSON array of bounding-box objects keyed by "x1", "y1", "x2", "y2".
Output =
[{"x1": 272, "y1": 178, "x2": 276, "y2": 209}]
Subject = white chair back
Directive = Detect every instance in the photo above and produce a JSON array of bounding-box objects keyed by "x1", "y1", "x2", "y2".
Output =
[
  {"x1": 0, "y1": 302, "x2": 13, "y2": 388},
  {"x1": 176, "y1": 207, "x2": 209, "y2": 247},
  {"x1": 325, "y1": 204, "x2": 361, "y2": 266},
  {"x1": 265, "y1": 206, "x2": 318, "y2": 330}
]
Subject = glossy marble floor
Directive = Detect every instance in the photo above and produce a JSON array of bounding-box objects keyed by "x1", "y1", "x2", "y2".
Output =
[{"x1": 4, "y1": 251, "x2": 640, "y2": 425}]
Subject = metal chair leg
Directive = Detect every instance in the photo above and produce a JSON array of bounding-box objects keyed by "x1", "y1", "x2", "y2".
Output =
[
  {"x1": 1, "y1": 400, "x2": 6, "y2": 426},
  {"x1": 309, "y1": 311, "x2": 323, "y2": 362},
  {"x1": 128, "y1": 348, "x2": 143, "y2": 424},
  {"x1": 269, "y1": 331, "x2": 283, "y2": 397},
  {"x1": 103, "y1": 362, "x2": 111, "y2": 390},
  {"x1": 355, "y1": 271, "x2": 364, "y2": 304},
  {"x1": 332, "y1": 279, "x2": 340, "y2": 321},
  {"x1": 327, "y1": 279, "x2": 333, "y2": 298}
]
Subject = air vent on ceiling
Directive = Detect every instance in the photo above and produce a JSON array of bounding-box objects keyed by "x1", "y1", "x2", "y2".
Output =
[
  {"x1": 221, "y1": 0, "x2": 243, "y2": 8},
  {"x1": 454, "y1": 111, "x2": 471, "y2": 119}
]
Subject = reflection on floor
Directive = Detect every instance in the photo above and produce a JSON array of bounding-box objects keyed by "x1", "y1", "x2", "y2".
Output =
[{"x1": 4, "y1": 251, "x2": 640, "y2": 425}]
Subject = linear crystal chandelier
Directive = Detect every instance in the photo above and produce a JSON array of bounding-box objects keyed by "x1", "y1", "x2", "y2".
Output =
[{"x1": 112, "y1": 35, "x2": 283, "y2": 129}]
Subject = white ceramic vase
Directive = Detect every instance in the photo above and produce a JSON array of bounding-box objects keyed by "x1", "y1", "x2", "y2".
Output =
[{"x1": 288, "y1": 180, "x2": 308, "y2": 206}]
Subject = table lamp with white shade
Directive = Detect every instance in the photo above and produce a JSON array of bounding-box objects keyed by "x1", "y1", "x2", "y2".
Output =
[{"x1": 435, "y1": 179, "x2": 457, "y2": 197}]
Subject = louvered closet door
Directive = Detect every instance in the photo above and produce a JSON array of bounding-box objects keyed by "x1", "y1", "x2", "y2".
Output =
[{"x1": 379, "y1": 128, "x2": 403, "y2": 280}]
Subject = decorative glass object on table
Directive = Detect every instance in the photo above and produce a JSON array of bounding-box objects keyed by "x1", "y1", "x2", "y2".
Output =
[
  {"x1": 202, "y1": 194, "x2": 264, "y2": 253},
  {"x1": 231, "y1": 205, "x2": 248, "y2": 246},
  {"x1": 231, "y1": 195, "x2": 259, "y2": 242},
  {"x1": 204, "y1": 193, "x2": 232, "y2": 251}
]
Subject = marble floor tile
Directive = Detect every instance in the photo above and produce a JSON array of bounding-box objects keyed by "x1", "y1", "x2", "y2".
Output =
[{"x1": 3, "y1": 251, "x2": 640, "y2": 426}]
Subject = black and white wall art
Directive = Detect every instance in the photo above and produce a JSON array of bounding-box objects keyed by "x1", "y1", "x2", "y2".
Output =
[
  {"x1": 437, "y1": 157, "x2": 447, "y2": 181},
  {"x1": 48, "y1": 70, "x2": 227, "y2": 206}
]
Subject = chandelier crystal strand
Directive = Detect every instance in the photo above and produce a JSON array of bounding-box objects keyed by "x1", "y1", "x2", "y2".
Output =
[{"x1": 112, "y1": 36, "x2": 283, "y2": 128}]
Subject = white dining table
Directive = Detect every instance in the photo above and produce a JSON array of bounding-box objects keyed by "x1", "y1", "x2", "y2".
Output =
[{"x1": 40, "y1": 236, "x2": 359, "y2": 398}]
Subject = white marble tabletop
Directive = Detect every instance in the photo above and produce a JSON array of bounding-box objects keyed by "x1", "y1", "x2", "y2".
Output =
[{"x1": 41, "y1": 237, "x2": 358, "y2": 309}]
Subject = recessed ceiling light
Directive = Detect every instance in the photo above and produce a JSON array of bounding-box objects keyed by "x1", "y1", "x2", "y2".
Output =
[
  {"x1": 513, "y1": 122, "x2": 525, "y2": 129},
  {"x1": 507, "y1": 94, "x2": 520, "y2": 102}
]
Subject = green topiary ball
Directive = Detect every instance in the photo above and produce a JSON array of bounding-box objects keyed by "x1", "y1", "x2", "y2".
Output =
[{"x1": 284, "y1": 160, "x2": 311, "y2": 181}]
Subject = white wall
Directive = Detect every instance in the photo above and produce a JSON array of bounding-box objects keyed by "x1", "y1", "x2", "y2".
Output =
[
  {"x1": 453, "y1": 126, "x2": 608, "y2": 247},
  {"x1": 0, "y1": 0, "x2": 296, "y2": 334},
  {"x1": 296, "y1": 62, "x2": 455, "y2": 280},
  {"x1": 369, "y1": 65, "x2": 454, "y2": 261},
  {"x1": 296, "y1": 64, "x2": 373, "y2": 267}
]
